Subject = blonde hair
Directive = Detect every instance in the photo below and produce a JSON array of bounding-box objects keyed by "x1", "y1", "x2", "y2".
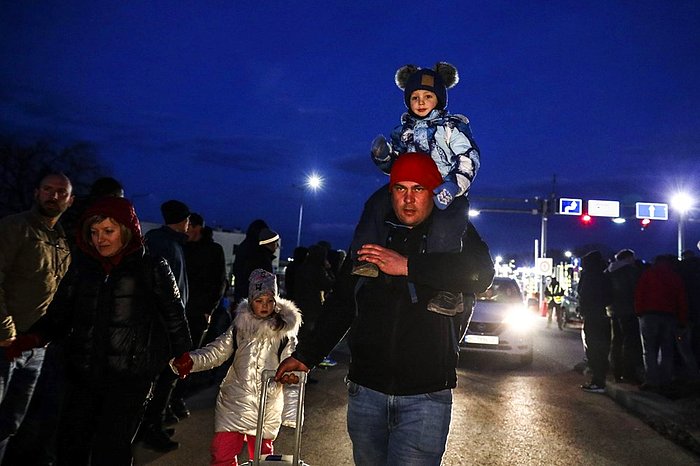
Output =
[{"x1": 82, "y1": 215, "x2": 132, "y2": 250}]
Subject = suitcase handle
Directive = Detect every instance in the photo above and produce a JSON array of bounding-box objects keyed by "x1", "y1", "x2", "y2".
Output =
[{"x1": 253, "y1": 370, "x2": 307, "y2": 466}]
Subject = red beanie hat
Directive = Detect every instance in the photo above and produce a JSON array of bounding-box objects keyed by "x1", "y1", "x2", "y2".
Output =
[
  {"x1": 76, "y1": 196, "x2": 144, "y2": 258},
  {"x1": 389, "y1": 152, "x2": 442, "y2": 191}
]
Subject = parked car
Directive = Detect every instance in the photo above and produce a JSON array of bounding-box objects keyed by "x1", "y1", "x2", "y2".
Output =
[
  {"x1": 459, "y1": 277, "x2": 534, "y2": 365},
  {"x1": 561, "y1": 293, "x2": 583, "y2": 327}
]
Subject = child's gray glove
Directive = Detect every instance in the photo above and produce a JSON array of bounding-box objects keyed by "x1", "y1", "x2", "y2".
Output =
[
  {"x1": 370, "y1": 134, "x2": 390, "y2": 162},
  {"x1": 433, "y1": 182, "x2": 459, "y2": 210}
]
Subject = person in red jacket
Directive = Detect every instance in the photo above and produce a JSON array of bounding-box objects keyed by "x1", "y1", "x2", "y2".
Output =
[{"x1": 634, "y1": 255, "x2": 688, "y2": 392}]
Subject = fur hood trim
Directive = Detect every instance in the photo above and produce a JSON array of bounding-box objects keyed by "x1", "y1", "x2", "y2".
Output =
[{"x1": 233, "y1": 297, "x2": 302, "y2": 341}]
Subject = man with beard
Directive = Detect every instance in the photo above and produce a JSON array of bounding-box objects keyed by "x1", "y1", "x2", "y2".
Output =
[{"x1": 0, "y1": 172, "x2": 74, "y2": 463}]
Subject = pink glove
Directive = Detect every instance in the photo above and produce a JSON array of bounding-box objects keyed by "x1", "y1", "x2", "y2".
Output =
[
  {"x1": 5, "y1": 334, "x2": 44, "y2": 361},
  {"x1": 172, "y1": 352, "x2": 193, "y2": 379}
]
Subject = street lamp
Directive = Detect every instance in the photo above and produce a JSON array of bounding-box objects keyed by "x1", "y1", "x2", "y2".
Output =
[
  {"x1": 296, "y1": 172, "x2": 323, "y2": 247},
  {"x1": 671, "y1": 192, "x2": 694, "y2": 258}
]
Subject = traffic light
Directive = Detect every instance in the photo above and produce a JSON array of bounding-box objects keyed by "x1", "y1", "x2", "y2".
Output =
[
  {"x1": 580, "y1": 213, "x2": 592, "y2": 225},
  {"x1": 640, "y1": 218, "x2": 651, "y2": 231}
]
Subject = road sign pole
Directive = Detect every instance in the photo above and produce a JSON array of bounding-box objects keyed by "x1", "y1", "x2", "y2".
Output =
[{"x1": 678, "y1": 213, "x2": 685, "y2": 259}]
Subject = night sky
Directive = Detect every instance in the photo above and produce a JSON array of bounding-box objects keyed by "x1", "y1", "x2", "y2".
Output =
[{"x1": 2, "y1": 1, "x2": 699, "y2": 263}]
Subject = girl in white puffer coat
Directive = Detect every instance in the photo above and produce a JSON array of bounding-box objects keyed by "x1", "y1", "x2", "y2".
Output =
[{"x1": 171, "y1": 269, "x2": 302, "y2": 466}]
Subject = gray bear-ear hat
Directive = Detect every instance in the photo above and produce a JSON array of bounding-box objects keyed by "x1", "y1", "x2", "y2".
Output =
[{"x1": 395, "y1": 62, "x2": 459, "y2": 111}]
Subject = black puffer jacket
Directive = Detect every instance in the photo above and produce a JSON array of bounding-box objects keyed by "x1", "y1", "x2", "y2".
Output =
[
  {"x1": 295, "y1": 216, "x2": 494, "y2": 396},
  {"x1": 32, "y1": 197, "x2": 192, "y2": 380}
]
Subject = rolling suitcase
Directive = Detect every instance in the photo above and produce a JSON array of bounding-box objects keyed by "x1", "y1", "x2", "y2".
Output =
[{"x1": 244, "y1": 369, "x2": 309, "y2": 466}]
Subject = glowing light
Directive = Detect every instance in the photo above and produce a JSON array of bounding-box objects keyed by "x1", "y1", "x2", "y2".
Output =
[
  {"x1": 671, "y1": 192, "x2": 694, "y2": 214},
  {"x1": 503, "y1": 306, "x2": 534, "y2": 330},
  {"x1": 306, "y1": 173, "x2": 323, "y2": 191}
]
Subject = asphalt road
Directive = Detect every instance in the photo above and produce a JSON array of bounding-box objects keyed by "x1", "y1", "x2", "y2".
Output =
[{"x1": 135, "y1": 316, "x2": 699, "y2": 465}]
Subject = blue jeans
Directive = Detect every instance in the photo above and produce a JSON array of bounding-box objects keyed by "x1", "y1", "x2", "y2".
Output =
[
  {"x1": 346, "y1": 379, "x2": 452, "y2": 466},
  {"x1": 639, "y1": 314, "x2": 676, "y2": 386},
  {"x1": 0, "y1": 346, "x2": 46, "y2": 462}
]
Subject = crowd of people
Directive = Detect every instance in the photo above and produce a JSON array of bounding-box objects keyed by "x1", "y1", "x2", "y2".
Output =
[
  {"x1": 0, "y1": 153, "x2": 495, "y2": 465},
  {"x1": 0, "y1": 59, "x2": 494, "y2": 466},
  {"x1": 576, "y1": 247, "x2": 700, "y2": 395}
]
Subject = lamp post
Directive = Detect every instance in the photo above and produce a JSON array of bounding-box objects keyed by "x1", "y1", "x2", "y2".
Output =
[
  {"x1": 671, "y1": 192, "x2": 694, "y2": 259},
  {"x1": 296, "y1": 173, "x2": 323, "y2": 247}
]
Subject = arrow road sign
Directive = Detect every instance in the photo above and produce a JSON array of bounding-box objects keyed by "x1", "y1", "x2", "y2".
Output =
[
  {"x1": 559, "y1": 198, "x2": 582, "y2": 215},
  {"x1": 636, "y1": 202, "x2": 668, "y2": 220}
]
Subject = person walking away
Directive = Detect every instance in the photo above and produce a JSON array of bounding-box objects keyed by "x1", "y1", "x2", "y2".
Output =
[
  {"x1": 181, "y1": 215, "x2": 227, "y2": 397},
  {"x1": 606, "y1": 249, "x2": 644, "y2": 384},
  {"x1": 678, "y1": 250, "x2": 700, "y2": 378},
  {"x1": 141, "y1": 199, "x2": 191, "y2": 451},
  {"x1": 5, "y1": 196, "x2": 191, "y2": 465},
  {"x1": 351, "y1": 62, "x2": 481, "y2": 318},
  {"x1": 171, "y1": 269, "x2": 301, "y2": 466},
  {"x1": 284, "y1": 246, "x2": 308, "y2": 301},
  {"x1": 577, "y1": 250, "x2": 613, "y2": 393},
  {"x1": 276, "y1": 153, "x2": 494, "y2": 465},
  {"x1": 295, "y1": 244, "x2": 336, "y2": 369},
  {"x1": 545, "y1": 277, "x2": 565, "y2": 329},
  {"x1": 185, "y1": 214, "x2": 227, "y2": 348},
  {"x1": 232, "y1": 219, "x2": 268, "y2": 305},
  {"x1": 0, "y1": 173, "x2": 74, "y2": 464},
  {"x1": 635, "y1": 255, "x2": 689, "y2": 392}
]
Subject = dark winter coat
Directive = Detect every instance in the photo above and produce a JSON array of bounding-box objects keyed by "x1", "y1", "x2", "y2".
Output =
[
  {"x1": 32, "y1": 197, "x2": 192, "y2": 381},
  {"x1": 577, "y1": 251, "x2": 612, "y2": 318},
  {"x1": 678, "y1": 256, "x2": 700, "y2": 324},
  {"x1": 294, "y1": 245, "x2": 335, "y2": 327},
  {"x1": 294, "y1": 215, "x2": 494, "y2": 396},
  {"x1": 235, "y1": 245, "x2": 275, "y2": 303},
  {"x1": 145, "y1": 225, "x2": 189, "y2": 306},
  {"x1": 185, "y1": 237, "x2": 227, "y2": 318},
  {"x1": 606, "y1": 261, "x2": 641, "y2": 318}
]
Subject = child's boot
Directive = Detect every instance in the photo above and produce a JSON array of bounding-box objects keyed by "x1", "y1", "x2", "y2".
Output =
[
  {"x1": 427, "y1": 291, "x2": 464, "y2": 316},
  {"x1": 352, "y1": 261, "x2": 379, "y2": 278}
]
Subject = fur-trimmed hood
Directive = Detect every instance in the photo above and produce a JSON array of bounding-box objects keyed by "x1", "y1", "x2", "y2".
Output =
[{"x1": 233, "y1": 296, "x2": 302, "y2": 341}]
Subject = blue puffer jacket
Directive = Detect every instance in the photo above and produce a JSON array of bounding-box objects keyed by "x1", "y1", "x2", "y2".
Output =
[{"x1": 374, "y1": 109, "x2": 480, "y2": 197}]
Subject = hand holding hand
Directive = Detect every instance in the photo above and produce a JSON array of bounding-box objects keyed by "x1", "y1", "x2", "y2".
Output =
[
  {"x1": 171, "y1": 352, "x2": 194, "y2": 379},
  {"x1": 433, "y1": 182, "x2": 460, "y2": 210}
]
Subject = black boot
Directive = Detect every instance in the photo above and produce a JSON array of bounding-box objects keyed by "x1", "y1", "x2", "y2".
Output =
[
  {"x1": 170, "y1": 397, "x2": 191, "y2": 419},
  {"x1": 141, "y1": 425, "x2": 179, "y2": 452}
]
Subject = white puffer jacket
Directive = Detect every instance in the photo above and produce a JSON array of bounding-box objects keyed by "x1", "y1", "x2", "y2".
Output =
[{"x1": 187, "y1": 297, "x2": 302, "y2": 438}]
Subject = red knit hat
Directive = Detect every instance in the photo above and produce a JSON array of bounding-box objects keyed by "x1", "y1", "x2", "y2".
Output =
[{"x1": 389, "y1": 152, "x2": 442, "y2": 191}]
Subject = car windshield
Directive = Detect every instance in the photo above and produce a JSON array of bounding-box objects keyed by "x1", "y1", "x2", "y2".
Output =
[{"x1": 477, "y1": 280, "x2": 522, "y2": 303}]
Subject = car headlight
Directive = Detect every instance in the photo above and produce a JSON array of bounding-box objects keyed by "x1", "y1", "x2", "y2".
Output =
[{"x1": 502, "y1": 306, "x2": 533, "y2": 330}]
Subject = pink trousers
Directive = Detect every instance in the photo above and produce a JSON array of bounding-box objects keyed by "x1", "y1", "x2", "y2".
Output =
[{"x1": 210, "y1": 431, "x2": 274, "y2": 466}]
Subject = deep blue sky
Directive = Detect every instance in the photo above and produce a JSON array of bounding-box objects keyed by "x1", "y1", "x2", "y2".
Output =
[{"x1": 2, "y1": 1, "x2": 699, "y2": 263}]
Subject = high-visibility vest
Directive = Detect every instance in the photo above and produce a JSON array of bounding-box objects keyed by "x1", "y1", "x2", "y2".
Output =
[{"x1": 547, "y1": 284, "x2": 564, "y2": 304}]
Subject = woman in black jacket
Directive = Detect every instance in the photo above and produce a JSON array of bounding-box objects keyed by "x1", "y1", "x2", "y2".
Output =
[{"x1": 10, "y1": 196, "x2": 191, "y2": 465}]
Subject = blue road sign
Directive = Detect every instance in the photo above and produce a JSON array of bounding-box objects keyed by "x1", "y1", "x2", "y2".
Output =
[
  {"x1": 559, "y1": 198, "x2": 582, "y2": 215},
  {"x1": 636, "y1": 202, "x2": 668, "y2": 220}
]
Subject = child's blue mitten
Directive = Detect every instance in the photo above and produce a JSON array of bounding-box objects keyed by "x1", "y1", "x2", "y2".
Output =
[
  {"x1": 433, "y1": 182, "x2": 459, "y2": 210},
  {"x1": 370, "y1": 134, "x2": 390, "y2": 162}
]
